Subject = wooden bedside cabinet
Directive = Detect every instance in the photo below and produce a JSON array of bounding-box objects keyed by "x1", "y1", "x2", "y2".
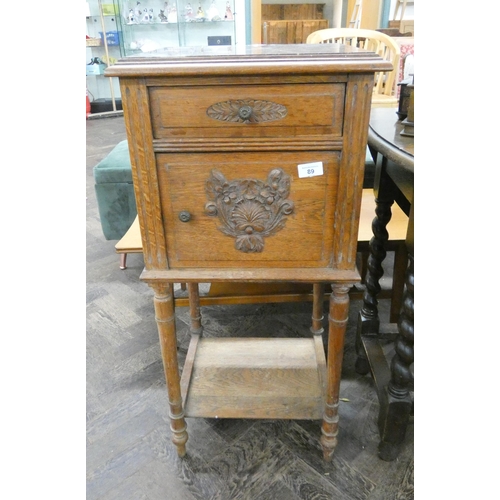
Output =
[{"x1": 106, "y1": 44, "x2": 391, "y2": 461}]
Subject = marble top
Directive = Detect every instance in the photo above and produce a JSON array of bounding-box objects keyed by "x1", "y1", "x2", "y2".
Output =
[
  {"x1": 106, "y1": 43, "x2": 392, "y2": 77},
  {"x1": 117, "y1": 43, "x2": 371, "y2": 60}
]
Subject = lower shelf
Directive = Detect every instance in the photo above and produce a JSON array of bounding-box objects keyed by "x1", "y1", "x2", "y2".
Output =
[{"x1": 181, "y1": 335, "x2": 326, "y2": 420}]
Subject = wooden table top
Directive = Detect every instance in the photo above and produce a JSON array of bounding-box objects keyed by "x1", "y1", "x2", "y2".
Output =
[{"x1": 368, "y1": 107, "x2": 414, "y2": 172}]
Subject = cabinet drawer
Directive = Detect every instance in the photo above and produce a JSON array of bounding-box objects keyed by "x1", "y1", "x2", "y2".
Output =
[
  {"x1": 156, "y1": 151, "x2": 341, "y2": 268},
  {"x1": 149, "y1": 83, "x2": 345, "y2": 141}
]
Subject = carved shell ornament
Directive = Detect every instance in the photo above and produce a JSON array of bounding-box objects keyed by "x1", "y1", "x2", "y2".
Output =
[
  {"x1": 205, "y1": 169, "x2": 294, "y2": 253},
  {"x1": 206, "y1": 99, "x2": 288, "y2": 124}
]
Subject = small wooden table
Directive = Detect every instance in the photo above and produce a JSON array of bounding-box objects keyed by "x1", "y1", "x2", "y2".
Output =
[
  {"x1": 355, "y1": 106, "x2": 414, "y2": 461},
  {"x1": 106, "y1": 44, "x2": 391, "y2": 461}
]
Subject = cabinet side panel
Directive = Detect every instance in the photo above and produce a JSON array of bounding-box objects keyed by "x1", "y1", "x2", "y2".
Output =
[
  {"x1": 333, "y1": 74, "x2": 374, "y2": 270},
  {"x1": 120, "y1": 78, "x2": 168, "y2": 269}
]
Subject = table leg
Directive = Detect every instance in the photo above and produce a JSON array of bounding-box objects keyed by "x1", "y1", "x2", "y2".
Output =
[
  {"x1": 378, "y1": 251, "x2": 414, "y2": 460},
  {"x1": 187, "y1": 283, "x2": 203, "y2": 335},
  {"x1": 151, "y1": 283, "x2": 188, "y2": 458},
  {"x1": 355, "y1": 193, "x2": 395, "y2": 375},
  {"x1": 321, "y1": 283, "x2": 351, "y2": 461},
  {"x1": 311, "y1": 283, "x2": 325, "y2": 335}
]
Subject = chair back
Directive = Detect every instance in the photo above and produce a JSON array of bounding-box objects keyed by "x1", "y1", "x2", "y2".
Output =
[{"x1": 306, "y1": 28, "x2": 400, "y2": 106}]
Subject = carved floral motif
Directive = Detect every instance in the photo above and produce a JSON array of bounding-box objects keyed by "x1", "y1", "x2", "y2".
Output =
[
  {"x1": 205, "y1": 169, "x2": 294, "y2": 253},
  {"x1": 206, "y1": 99, "x2": 288, "y2": 124}
]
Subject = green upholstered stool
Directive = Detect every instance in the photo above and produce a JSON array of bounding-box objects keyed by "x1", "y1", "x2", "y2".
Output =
[{"x1": 93, "y1": 140, "x2": 137, "y2": 241}]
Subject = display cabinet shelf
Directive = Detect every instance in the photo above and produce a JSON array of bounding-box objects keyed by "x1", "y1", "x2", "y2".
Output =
[
  {"x1": 86, "y1": 5, "x2": 122, "y2": 115},
  {"x1": 114, "y1": 0, "x2": 239, "y2": 55}
]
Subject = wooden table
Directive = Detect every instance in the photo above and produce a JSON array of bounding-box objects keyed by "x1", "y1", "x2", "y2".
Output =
[{"x1": 355, "y1": 106, "x2": 414, "y2": 461}]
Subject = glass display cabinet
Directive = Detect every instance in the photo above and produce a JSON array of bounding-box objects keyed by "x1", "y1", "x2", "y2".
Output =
[
  {"x1": 86, "y1": 2, "x2": 123, "y2": 114},
  {"x1": 114, "y1": 0, "x2": 239, "y2": 55}
]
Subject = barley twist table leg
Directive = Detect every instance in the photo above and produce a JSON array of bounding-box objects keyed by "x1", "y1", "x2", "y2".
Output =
[
  {"x1": 378, "y1": 254, "x2": 414, "y2": 461},
  {"x1": 355, "y1": 196, "x2": 394, "y2": 375},
  {"x1": 152, "y1": 283, "x2": 188, "y2": 458}
]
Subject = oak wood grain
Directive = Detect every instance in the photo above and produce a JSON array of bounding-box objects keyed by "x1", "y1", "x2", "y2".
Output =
[
  {"x1": 182, "y1": 337, "x2": 326, "y2": 419},
  {"x1": 149, "y1": 83, "x2": 345, "y2": 140},
  {"x1": 111, "y1": 44, "x2": 392, "y2": 461}
]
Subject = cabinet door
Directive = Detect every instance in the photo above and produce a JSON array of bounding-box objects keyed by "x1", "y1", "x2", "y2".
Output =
[{"x1": 156, "y1": 151, "x2": 341, "y2": 268}]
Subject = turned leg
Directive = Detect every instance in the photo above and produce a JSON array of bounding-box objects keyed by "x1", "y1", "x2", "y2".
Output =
[
  {"x1": 187, "y1": 283, "x2": 203, "y2": 335},
  {"x1": 355, "y1": 195, "x2": 394, "y2": 375},
  {"x1": 119, "y1": 253, "x2": 127, "y2": 270},
  {"x1": 310, "y1": 283, "x2": 325, "y2": 335},
  {"x1": 378, "y1": 254, "x2": 414, "y2": 461},
  {"x1": 151, "y1": 283, "x2": 188, "y2": 457},
  {"x1": 321, "y1": 283, "x2": 351, "y2": 461}
]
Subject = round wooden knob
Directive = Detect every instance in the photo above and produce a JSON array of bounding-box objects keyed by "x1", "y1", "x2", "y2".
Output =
[
  {"x1": 238, "y1": 105, "x2": 253, "y2": 121},
  {"x1": 178, "y1": 211, "x2": 191, "y2": 222}
]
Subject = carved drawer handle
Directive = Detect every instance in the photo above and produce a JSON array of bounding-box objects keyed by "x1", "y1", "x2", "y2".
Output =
[
  {"x1": 178, "y1": 211, "x2": 191, "y2": 222},
  {"x1": 206, "y1": 99, "x2": 288, "y2": 124}
]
